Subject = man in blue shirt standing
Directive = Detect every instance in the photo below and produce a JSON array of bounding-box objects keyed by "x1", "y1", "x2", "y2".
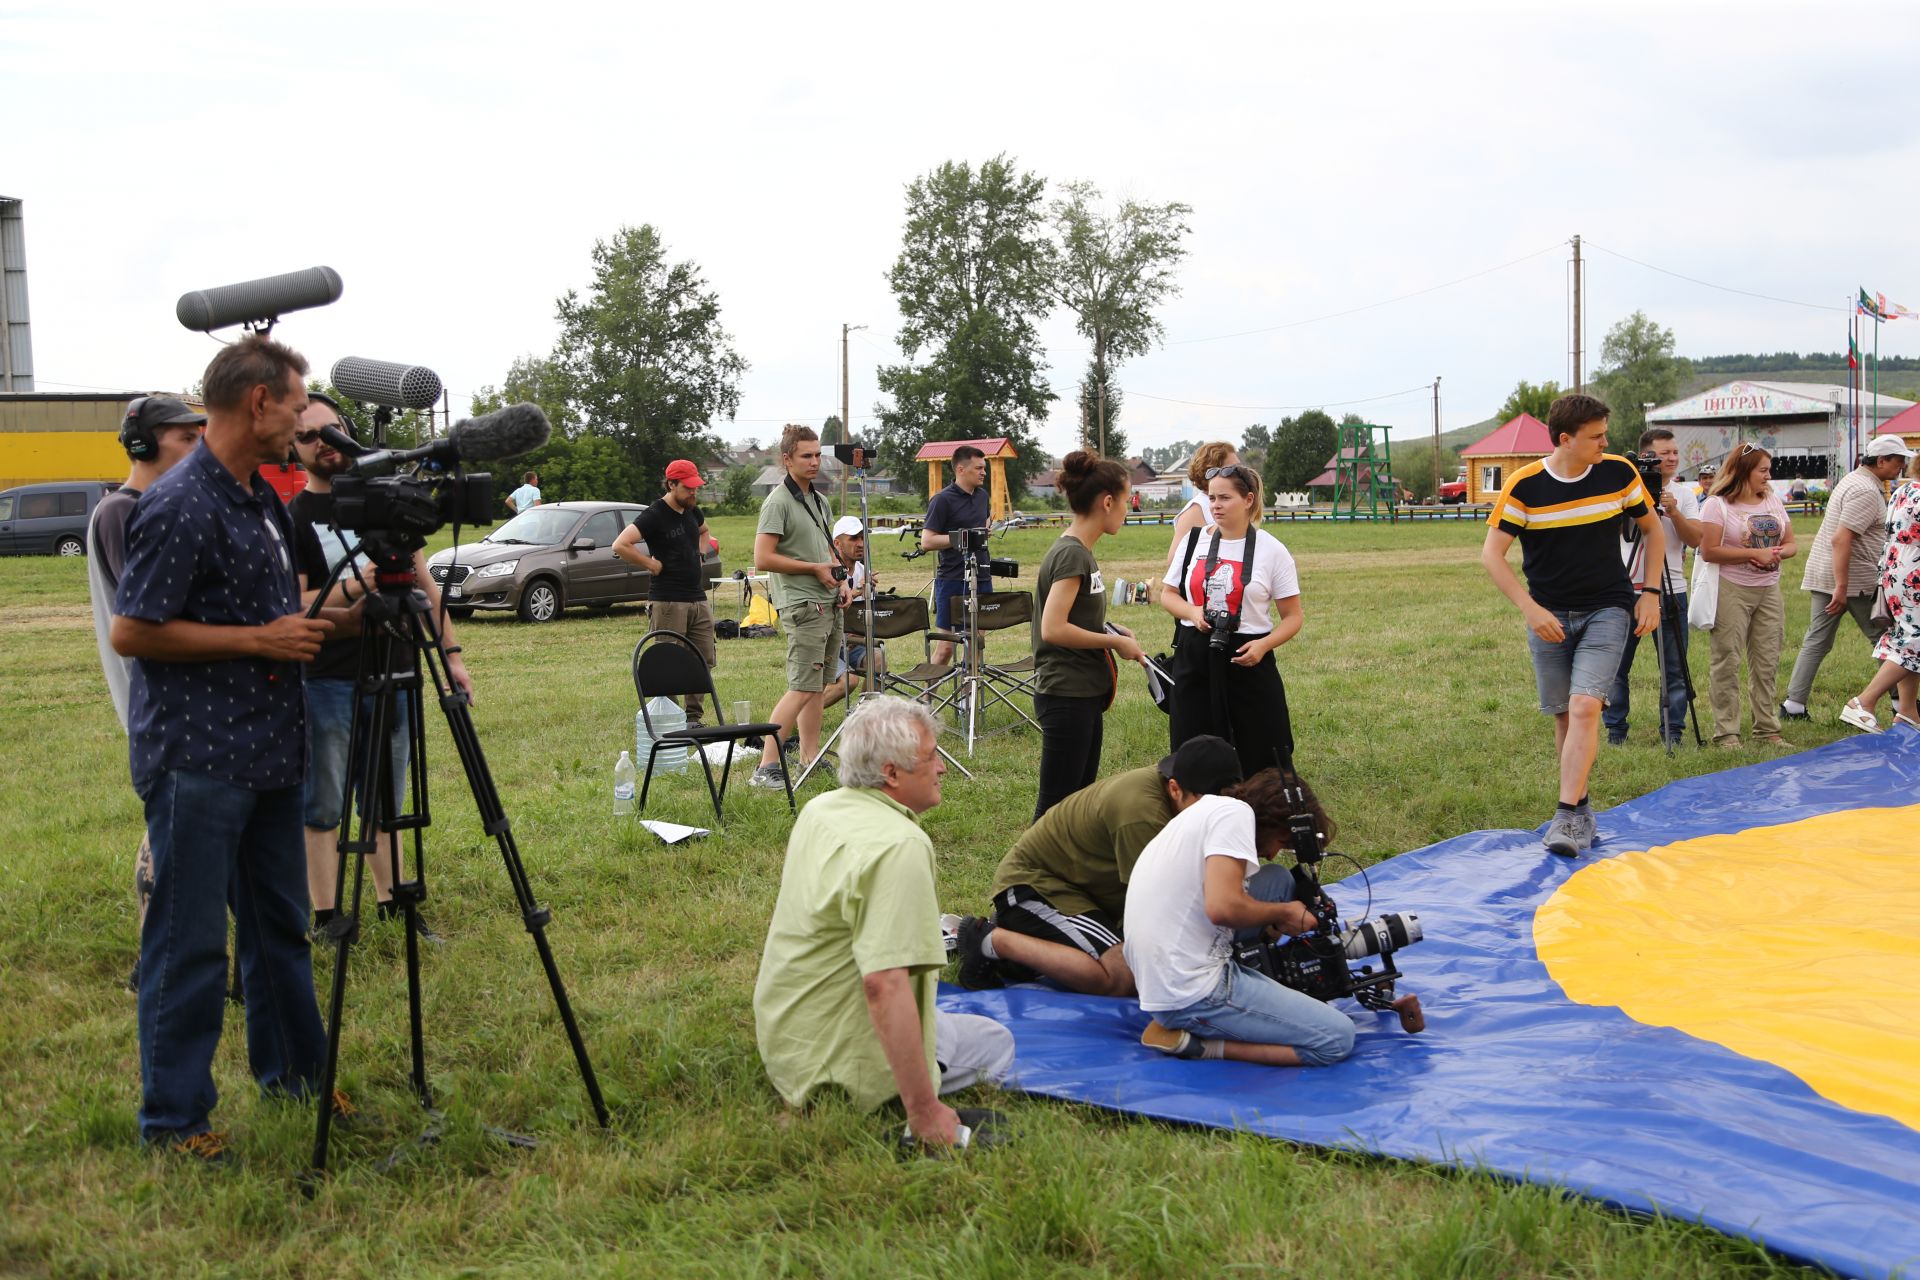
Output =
[
  {"x1": 921, "y1": 444, "x2": 992, "y2": 667},
  {"x1": 111, "y1": 336, "x2": 336, "y2": 1159},
  {"x1": 507, "y1": 470, "x2": 542, "y2": 514}
]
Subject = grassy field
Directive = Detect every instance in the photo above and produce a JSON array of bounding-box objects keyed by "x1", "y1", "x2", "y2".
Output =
[{"x1": 0, "y1": 513, "x2": 1863, "y2": 1278}]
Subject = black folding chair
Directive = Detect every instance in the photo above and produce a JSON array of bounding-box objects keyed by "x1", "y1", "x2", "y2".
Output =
[
  {"x1": 631, "y1": 630, "x2": 792, "y2": 820},
  {"x1": 842, "y1": 594, "x2": 960, "y2": 703}
]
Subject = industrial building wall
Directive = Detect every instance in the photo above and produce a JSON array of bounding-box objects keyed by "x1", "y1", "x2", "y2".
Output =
[
  {"x1": 0, "y1": 395, "x2": 140, "y2": 489},
  {"x1": 0, "y1": 198, "x2": 32, "y2": 391}
]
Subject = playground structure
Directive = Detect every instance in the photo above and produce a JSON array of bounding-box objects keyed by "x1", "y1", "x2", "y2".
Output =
[{"x1": 1302, "y1": 422, "x2": 1397, "y2": 520}]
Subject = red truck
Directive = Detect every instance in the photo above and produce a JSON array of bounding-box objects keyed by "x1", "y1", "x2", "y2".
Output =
[{"x1": 1437, "y1": 470, "x2": 1469, "y2": 504}]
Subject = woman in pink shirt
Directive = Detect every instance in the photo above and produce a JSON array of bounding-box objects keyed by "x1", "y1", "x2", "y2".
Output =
[{"x1": 1699, "y1": 443, "x2": 1798, "y2": 748}]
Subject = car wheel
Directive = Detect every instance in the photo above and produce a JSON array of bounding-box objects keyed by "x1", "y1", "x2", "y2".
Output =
[
  {"x1": 445, "y1": 606, "x2": 475, "y2": 620},
  {"x1": 517, "y1": 579, "x2": 561, "y2": 622},
  {"x1": 54, "y1": 535, "x2": 85, "y2": 557}
]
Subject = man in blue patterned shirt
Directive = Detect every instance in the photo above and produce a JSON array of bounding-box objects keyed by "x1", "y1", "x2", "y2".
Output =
[{"x1": 111, "y1": 336, "x2": 336, "y2": 1158}]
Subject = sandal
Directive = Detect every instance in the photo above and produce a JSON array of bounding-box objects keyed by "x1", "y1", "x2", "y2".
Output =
[{"x1": 1839, "y1": 698, "x2": 1881, "y2": 733}]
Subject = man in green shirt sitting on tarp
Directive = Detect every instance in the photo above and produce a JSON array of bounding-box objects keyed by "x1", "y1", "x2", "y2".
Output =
[
  {"x1": 753, "y1": 697, "x2": 1014, "y2": 1148},
  {"x1": 951, "y1": 735, "x2": 1244, "y2": 999}
]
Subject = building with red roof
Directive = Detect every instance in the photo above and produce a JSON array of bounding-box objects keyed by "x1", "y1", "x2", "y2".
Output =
[{"x1": 1461, "y1": 413, "x2": 1552, "y2": 503}]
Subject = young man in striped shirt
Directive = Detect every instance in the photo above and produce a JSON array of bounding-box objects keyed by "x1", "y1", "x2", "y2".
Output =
[{"x1": 1480, "y1": 394, "x2": 1664, "y2": 857}]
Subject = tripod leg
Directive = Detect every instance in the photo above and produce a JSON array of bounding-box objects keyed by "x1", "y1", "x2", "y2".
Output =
[{"x1": 411, "y1": 607, "x2": 611, "y2": 1128}]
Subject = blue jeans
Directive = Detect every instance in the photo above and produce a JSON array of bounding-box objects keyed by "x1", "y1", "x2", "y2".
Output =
[
  {"x1": 1155, "y1": 864, "x2": 1357, "y2": 1066},
  {"x1": 136, "y1": 770, "x2": 327, "y2": 1141},
  {"x1": 303, "y1": 678, "x2": 412, "y2": 830},
  {"x1": 1604, "y1": 592, "x2": 1690, "y2": 741},
  {"x1": 932, "y1": 575, "x2": 993, "y2": 631},
  {"x1": 1525, "y1": 606, "x2": 1632, "y2": 714}
]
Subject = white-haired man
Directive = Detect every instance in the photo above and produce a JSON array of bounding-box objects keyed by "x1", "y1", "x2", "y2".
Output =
[{"x1": 753, "y1": 697, "x2": 1013, "y2": 1148}]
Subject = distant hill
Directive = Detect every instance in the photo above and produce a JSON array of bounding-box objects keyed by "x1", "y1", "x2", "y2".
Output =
[{"x1": 1429, "y1": 356, "x2": 1920, "y2": 451}]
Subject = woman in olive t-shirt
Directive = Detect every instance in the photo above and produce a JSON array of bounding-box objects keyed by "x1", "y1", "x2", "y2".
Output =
[{"x1": 1031, "y1": 451, "x2": 1148, "y2": 820}]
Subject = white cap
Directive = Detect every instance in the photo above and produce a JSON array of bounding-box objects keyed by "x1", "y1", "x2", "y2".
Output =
[
  {"x1": 831, "y1": 515, "x2": 865, "y2": 538},
  {"x1": 1864, "y1": 434, "x2": 1916, "y2": 460}
]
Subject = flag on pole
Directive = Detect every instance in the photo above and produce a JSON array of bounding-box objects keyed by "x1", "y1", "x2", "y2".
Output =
[
  {"x1": 1859, "y1": 288, "x2": 1886, "y2": 320},
  {"x1": 1849, "y1": 327, "x2": 1862, "y2": 369}
]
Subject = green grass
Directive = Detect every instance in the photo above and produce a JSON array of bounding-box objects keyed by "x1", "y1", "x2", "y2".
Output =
[{"x1": 0, "y1": 515, "x2": 1861, "y2": 1278}]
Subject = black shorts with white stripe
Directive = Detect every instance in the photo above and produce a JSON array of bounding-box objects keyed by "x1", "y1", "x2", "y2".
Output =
[{"x1": 993, "y1": 885, "x2": 1122, "y2": 960}]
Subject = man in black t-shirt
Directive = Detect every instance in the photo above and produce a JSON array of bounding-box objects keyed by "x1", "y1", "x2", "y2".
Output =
[
  {"x1": 921, "y1": 444, "x2": 993, "y2": 665},
  {"x1": 1480, "y1": 393, "x2": 1662, "y2": 858},
  {"x1": 615, "y1": 459, "x2": 716, "y2": 726},
  {"x1": 290, "y1": 393, "x2": 471, "y2": 933}
]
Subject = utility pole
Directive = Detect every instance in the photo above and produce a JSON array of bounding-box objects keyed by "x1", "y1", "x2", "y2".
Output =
[
  {"x1": 841, "y1": 322, "x2": 866, "y2": 511},
  {"x1": 1432, "y1": 376, "x2": 1442, "y2": 498},
  {"x1": 1570, "y1": 234, "x2": 1584, "y2": 391}
]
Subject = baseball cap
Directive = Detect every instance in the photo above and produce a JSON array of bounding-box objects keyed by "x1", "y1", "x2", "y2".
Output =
[
  {"x1": 1157, "y1": 735, "x2": 1242, "y2": 796},
  {"x1": 665, "y1": 459, "x2": 706, "y2": 487},
  {"x1": 133, "y1": 396, "x2": 207, "y2": 430},
  {"x1": 1864, "y1": 435, "x2": 1916, "y2": 460},
  {"x1": 831, "y1": 515, "x2": 865, "y2": 539}
]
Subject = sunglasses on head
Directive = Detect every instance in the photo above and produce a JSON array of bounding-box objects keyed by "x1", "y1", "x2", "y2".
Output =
[{"x1": 1205, "y1": 465, "x2": 1255, "y2": 485}]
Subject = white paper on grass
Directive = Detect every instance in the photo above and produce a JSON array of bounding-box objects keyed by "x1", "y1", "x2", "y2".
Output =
[{"x1": 639, "y1": 820, "x2": 709, "y2": 844}]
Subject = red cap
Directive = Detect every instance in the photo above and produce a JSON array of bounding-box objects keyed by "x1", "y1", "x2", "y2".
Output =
[{"x1": 665, "y1": 459, "x2": 705, "y2": 488}]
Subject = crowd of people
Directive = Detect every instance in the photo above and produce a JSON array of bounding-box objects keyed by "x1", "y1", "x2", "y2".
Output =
[{"x1": 83, "y1": 356, "x2": 1920, "y2": 1160}]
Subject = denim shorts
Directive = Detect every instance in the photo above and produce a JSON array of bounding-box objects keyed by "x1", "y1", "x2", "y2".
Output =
[
  {"x1": 1525, "y1": 605, "x2": 1631, "y2": 714},
  {"x1": 304, "y1": 677, "x2": 411, "y2": 830}
]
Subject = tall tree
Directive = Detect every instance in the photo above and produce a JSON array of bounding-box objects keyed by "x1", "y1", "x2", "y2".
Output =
[
  {"x1": 549, "y1": 224, "x2": 747, "y2": 485},
  {"x1": 468, "y1": 354, "x2": 576, "y2": 438},
  {"x1": 1240, "y1": 423, "x2": 1272, "y2": 471},
  {"x1": 1496, "y1": 378, "x2": 1563, "y2": 424},
  {"x1": 1263, "y1": 409, "x2": 1338, "y2": 493},
  {"x1": 1595, "y1": 311, "x2": 1687, "y2": 451},
  {"x1": 876, "y1": 156, "x2": 1055, "y2": 493},
  {"x1": 1075, "y1": 359, "x2": 1128, "y2": 461},
  {"x1": 1046, "y1": 181, "x2": 1192, "y2": 458},
  {"x1": 820, "y1": 414, "x2": 846, "y2": 447}
]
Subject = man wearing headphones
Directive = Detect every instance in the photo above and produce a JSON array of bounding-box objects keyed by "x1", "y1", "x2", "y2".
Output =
[{"x1": 87, "y1": 395, "x2": 206, "y2": 990}]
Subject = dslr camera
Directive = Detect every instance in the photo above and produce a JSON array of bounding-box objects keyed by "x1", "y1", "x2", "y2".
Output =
[{"x1": 1231, "y1": 785, "x2": 1424, "y2": 1010}]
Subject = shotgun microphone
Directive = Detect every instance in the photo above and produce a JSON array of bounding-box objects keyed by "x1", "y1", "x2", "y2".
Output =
[
  {"x1": 329, "y1": 356, "x2": 444, "y2": 410},
  {"x1": 347, "y1": 404, "x2": 551, "y2": 475},
  {"x1": 175, "y1": 267, "x2": 342, "y2": 333}
]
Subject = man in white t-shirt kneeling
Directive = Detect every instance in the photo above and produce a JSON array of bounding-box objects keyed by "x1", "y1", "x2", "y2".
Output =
[{"x1": 1123, "y1": 770, "x2": 1417, "y2": 1066}]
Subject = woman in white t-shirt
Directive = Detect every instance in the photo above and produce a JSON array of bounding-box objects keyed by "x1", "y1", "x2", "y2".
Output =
[
  {"x1": 1167, "y1": 442, "x2": 1239, "y2": 555},
  {"x1": 1698, "y1": 443, "x2": 1798, "y2": 748},
  {"x1": 1159, "y1": 463, "x2": 1302, "y2": 779}
]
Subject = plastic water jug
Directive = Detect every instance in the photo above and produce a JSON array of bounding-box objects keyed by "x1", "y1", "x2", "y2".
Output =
[{"x1": 636, "y1": 698, "x2": 688, "y2": 774}]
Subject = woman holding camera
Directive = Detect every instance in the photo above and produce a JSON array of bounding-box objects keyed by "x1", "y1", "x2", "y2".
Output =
[
  {"x1": 1699, "y1": 442, "x2": 1797, "y2": 748},
  {"x1": 1030, "y1": 451, "x2": 1147, "y2": 820},
  {"x1": 1159, "y1": 463, "x2": 1302, "y2": 779}
]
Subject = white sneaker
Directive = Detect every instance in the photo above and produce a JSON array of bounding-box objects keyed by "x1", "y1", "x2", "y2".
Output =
[
  {"x1": 1839, "y1": 698, "x2": 1881, "y2": 733},
  {"x1": 748, "y1": 762, "x2": 788, "y2": 789}
]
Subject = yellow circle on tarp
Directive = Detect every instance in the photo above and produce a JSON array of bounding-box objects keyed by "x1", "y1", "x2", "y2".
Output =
[{"x1": 1534, "y1": 805, "x2": 1920, "y2": 1132}]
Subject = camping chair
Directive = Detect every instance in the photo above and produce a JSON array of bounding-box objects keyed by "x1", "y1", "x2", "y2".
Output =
[
  {"x1": 841, "y1": 593, "x2": 961, "y2": 705},
  {"x1": 631, "y1": 630, "x2": 792, "y2": 820},
  {"x1": 943, "y1": 589, "x2": 1041, "y2": 740}
]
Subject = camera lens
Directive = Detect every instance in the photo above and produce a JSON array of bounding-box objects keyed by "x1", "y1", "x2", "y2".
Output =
[{"x1": 1340, "y1": 912, "x2": 1422, "y2": 960}]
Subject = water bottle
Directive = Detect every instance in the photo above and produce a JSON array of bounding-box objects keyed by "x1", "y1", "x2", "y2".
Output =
[
  {"x1": 644, "y1": 696, "x2": 688, "y2": 773},
  {"x1": 613, "y1": 751, "x2": 636, "y2": 815}
]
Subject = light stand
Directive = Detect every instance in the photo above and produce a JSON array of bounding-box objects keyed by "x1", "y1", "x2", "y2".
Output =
[{"x1": 936, "y1": 526, "x2": 1039, "y2": 754}]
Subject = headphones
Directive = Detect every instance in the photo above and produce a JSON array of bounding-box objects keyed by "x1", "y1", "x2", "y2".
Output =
[{"x1": 119, "y1": 396, "x2": 159, "y2": 462}]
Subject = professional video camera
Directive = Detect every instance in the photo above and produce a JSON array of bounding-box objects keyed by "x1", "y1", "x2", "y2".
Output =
[
  {"x1": 1230, "y1": 781, "x2": 1423, "y2": 1010},
  {"x1": 953, "y1": 525, "x2": 994, "y2": 555},
  {"x1": 833, "y1": 441, "x2": 874, "y2": 469},
  {"x1": 1634, "y1": 451, "x2": 1665, "y2": 503},
  {"x1": 322, "y1": 358, "x2": 551, "y2": 544}
]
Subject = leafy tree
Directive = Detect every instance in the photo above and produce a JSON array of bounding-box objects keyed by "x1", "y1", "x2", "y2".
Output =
[
  {"x1": 309, "y1": 378, "x2": 433, "y2": 449},
  {"x1": 1240, "y1": 423, "x2": 1272, "y2": 471},
  {"x1": 820, "y1": 415, "x2": 845, "y2": 447},
  {"x1": 1075, "y1": 360, "x2": 1128, "y2": 461},
  {"x1": 1595, "y1": 311, "x2": 1688, "y2": 451},
  {"x1": 875, "y1": 156, "x2": 1055, "y2": 494},
  {"x1": 1263, "y1": 409, "x2": 1337, "y2": 493},
  {"x1": 1393, "y1": 441, "x2": 1462, "y2": 501},
  {"x1": 504, "y1": 434, "x2": 648, "y2": 504},
  {"x1": 1496, "y1": 379, "x2": 1562, "y2": 424},
  {"x1": 549, "y1": 224, "x2": 748, "y2": 487},
  {"x1": 717, "y1": 464, "x2": 757, "y2": 514},
  {"x1": 1047, "y1": 180, "x2": 1191, "y2": 458}
]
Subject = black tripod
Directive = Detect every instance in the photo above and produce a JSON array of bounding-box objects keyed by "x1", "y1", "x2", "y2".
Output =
[
  {"x1": 1623, "y1": 519, "x2": 1704, "y2": 754},
  {"x1": 308, "y1": 532, "x2": 609, "y2": 1173}
]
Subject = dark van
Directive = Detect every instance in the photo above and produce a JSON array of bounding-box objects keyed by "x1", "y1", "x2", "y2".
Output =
[{"x1": 0, "y1": 481, "x2": 117, "y2": 556}]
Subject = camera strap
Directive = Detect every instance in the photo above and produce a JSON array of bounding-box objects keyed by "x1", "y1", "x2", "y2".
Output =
[
  {"x1": 783, "y1": 473, "x2": 835, "y2": 549},
  {"x1": 1198, "y1": 526, "x2": 1258, "y2": 632}
]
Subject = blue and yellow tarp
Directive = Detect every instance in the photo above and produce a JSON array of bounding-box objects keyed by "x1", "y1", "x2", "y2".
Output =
[{"x1": 942, "y1": 731, "x2": 1920, "y2": 1279}]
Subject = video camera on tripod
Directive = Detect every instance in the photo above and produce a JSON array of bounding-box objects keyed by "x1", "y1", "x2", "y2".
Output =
[
  {"x1": 1230, "y1": 780, "x2": 1424, "y2": 1010},
  {"x1": 1633, "y1": 450, "x2": 1666, "y2": 504}
]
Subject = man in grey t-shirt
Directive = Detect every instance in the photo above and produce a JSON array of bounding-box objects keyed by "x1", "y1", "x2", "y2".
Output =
[{"x1": 1781, "y1": 436, "x2": 1915, "y2": 719}]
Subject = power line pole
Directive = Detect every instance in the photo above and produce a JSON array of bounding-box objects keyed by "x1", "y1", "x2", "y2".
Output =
[
  {"x1": 1432, "y1": 376, "x2": 1442, "y2": 497},
  {"x1": 840, "y1": 322, "x2": 866, "y2": 512},
  {"x1": 1570, "y1": 234, "x2": 1584, "y2": 391}
]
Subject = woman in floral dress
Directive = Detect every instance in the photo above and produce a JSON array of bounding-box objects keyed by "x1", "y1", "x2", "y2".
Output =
[{"x1": 1841, "y1": 458, "x2": 1920, "y2": 731}]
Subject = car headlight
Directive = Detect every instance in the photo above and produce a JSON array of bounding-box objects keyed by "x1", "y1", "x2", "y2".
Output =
[{"x1": 473, "y1": 560, "x2": 518, "y2": 578}]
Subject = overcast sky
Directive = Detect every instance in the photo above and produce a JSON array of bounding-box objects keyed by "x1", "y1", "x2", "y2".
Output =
[{"x1": 8, "y1": 0, "x2": 1920, "y2": 456}]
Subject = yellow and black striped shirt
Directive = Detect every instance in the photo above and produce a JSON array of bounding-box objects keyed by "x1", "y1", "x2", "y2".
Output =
[{"x1": 1488, "y1": 455, "x2": 1651, "y2": 611}]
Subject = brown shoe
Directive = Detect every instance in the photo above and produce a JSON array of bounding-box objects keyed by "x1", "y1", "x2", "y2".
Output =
[
  {"x1": 1140, "y1": 1020, "x2": 1205, "y2": 1059},
  {"x1": 1756, "y1": 733, "x2": 1790, "y2": 747}
]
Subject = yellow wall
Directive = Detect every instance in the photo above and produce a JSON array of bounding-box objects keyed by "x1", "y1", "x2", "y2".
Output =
[
  {"x1": 0, "y1": 431, "x2": 130, "y2": 489},
  {"x1": 1466, "y1": 453, "x2": 1542, "y2": 504}
]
